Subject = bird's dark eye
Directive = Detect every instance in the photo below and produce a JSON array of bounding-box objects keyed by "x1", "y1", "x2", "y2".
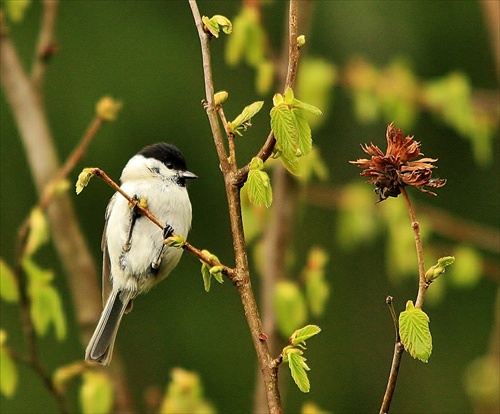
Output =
[{"x1": 166, "y1": 162, "x2": 174, "y2": 169}]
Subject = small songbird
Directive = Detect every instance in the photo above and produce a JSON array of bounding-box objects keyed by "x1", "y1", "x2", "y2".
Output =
[{"x1": 85, "y1": 143, "x2": 197, "y2": 365}]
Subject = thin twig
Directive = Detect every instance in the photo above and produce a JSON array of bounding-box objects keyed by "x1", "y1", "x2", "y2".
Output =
[
  {"x1": 400, "y1": 187, "x2": 427, "y2": 308},
  {"x1": 31, "y1": 0, "x2": 59, "y2": 92},
  {"x1": 379, "y1": 296, "x2": 404, "y2": 414}
]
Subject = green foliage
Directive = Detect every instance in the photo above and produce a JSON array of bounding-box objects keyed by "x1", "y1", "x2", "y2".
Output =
[
  {"x1": 201, "y1": 15, "x2": 232, "y2": 38},
  {"x1": 303, "y1": 247, "x2": 330, "y2": 318},
  {"x1": 296, "y1": 58, "x2": 337, "y2": 129},
  {"x1": 3, "y1": 0, "x2": 31, "y2": 23},
  {"x1": 270, "y1": 88, "x2": 322, "y2": 175},
  {"x1": 449, "y1": 245, "x2": 482, "y2": 288},
  {"x1": 228, "y1": 101, "x2": 264, "y2": 136},
  {"x1": 283, "y1": 325, "x2": 321, "y2": 393},
  {"x1": 0, "y1": 330, "x2": 18, "y2": 398},
  {"x1": 399, "y1": 301, "x2": 432, "y2": 363},
  {"x1": 0, "y1": 259, "x2": 19, "y2": 303},
  {"x1": 246, "y1": 157, "x2": 273, "y2": 208},
  {"x1": 22, "y1": 258, "x2": 67, "y2": 340},
  {"x1": 159, "y1": 368, "x2": 215, "y2": 414},
  {"x1": 79, "y1": 371, "x2": 114, "y2": 414},
  {"x1": 200, "y1": 250, "x2": 223, "y2": 292},
  {"x1": 344, "y1": 58, "x2": 499, "y2": 166},
  {"x1": 24, "y1": 207, "x2": 50, "y2": 257},
  {"x1": 274, "y1": 280, "x2": 307, "y2": 338}
]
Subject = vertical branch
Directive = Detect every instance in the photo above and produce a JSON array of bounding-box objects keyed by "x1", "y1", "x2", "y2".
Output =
[{"x1": 188, "y1": 1, "x2": 296, "y2": 412}]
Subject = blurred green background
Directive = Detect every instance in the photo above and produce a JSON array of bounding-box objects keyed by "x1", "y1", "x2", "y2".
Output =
[{"x1": 1, "y1": 1, "x2": 498, "y2": 413}]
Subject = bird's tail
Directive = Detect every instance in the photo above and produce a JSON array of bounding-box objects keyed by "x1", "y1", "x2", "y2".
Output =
[{"x1": 85, "y1": 290, "x2": 133, "y2": 365}]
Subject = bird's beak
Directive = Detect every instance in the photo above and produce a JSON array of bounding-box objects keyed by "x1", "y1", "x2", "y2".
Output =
[{"x1": 182, "y1": 170, "x2": 198, "y2": 180}]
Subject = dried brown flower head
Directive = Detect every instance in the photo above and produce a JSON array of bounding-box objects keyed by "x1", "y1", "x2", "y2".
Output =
[{"x1": 350, "y1": 124, "x2": 446, "y2": 202}]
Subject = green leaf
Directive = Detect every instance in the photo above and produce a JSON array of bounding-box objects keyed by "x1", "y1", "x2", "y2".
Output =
[
  {"x1": 209, "y1": 266, "x2": 224, "y2": 284},
  {"x1": 80, "y1": 371, "x2": 114, "y2": 414},
  {"x1": 399, "y1": 301, "x2": 432, "y2": 363},
  {"x1": 201, "y1": 263, "x2": 212, "y2": 292},
  {"x1": 4, "y1": 0, "x2": 31, "y2": 23},
  {"x1": 256, "y1": 60, "x2": 274, "y2": 95},
  {"x1": 271, "y1": 105, "x2": 298, "y2": 159},
  {"x1": 24, "y1": 207, "x2": 50, "y2": 257},
  {"x1": 0, "y1": 259, "x2": 19, "y2": 303},
  {"x1": 292, "y1": 108, "x2": 312, "y2": 156},
  {"x1": 202, "y1": 15, "x2": 232, "y2": 38},
  {"x1": 75, "y1": 168, "x2": 96, "y2": 195},
  {"x1": 274, "y1": 281, "x2": 307, "y2": 337},
  {"x1": 229, "y1": 101, "x2": 264, "y2": 136},
  {"x1": 287, "y1": 350, "x2": 311, "y2": 393},
  {"x1": 23, "y1": 258, "x2": 67, "y2": 340},
  {"x1": 290, "y1": 325, "x2": 322, "y2": 346},
  {"x1": 0, "y1": 331, "x2": 18, "y2": 398},
  {"x1": 247, "y1": 165, "x2": 272, "y2": 208}
]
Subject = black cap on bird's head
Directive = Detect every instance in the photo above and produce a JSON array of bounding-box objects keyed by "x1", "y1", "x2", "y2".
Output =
[{"x1": 139, "y1": 143, "x2": 198, "y2": 181}]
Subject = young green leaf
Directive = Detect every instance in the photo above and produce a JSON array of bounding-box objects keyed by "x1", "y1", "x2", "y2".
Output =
[
  {"x1": 80, "y1": 371, "x2": 114, "y2": 414},
  {"x1": 292, "y1": 107, "x2": 312, "y2": 156},
  {"x1": 201, "y1": 262, "x2": 212, "y2": 292},
  {"x1": 247, "y1": 167, "x2": 273, "y2": 208},
  {"x1": 24, "y1": 207, "x2": 49, "y2": 257},
  {"x1": 229, "y1": 101, "x2": 264, "y2": 136},
  {"x1": 274, "y1": 281, "x2": 307, "y2": 337},
  {"x1": 290, "y1": 325, "x2": 322, "y2": 346},
  {"x1": 425, "y1": 256, "x2": 455, "y2": 283},
  {"x1": 23, "y1": 258, "x2": 67, "y2": 340},
  {"x1": 399, "y1": 301, "x2": 432, "y2": 363},
  {"x1": 0, "y1": 259, "x2": 19, "y2": 303},
  {"x1": 270, "y1": 105, "x2": 298, "y2": 160},
  {"x1": 75, "y1": 168, "x2": 96, "y2": 195},
  {"x1": 0, "y1": 330, "x2": 18, "y2": 398},
  {"x1": 287, "y1": 350, "x2": 311, "y2": 393}
]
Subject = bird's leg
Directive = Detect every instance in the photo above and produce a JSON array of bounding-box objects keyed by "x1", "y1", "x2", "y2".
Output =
[
  {"x1": 151, "y1": 224, "x2": 175, "y2": 270},
  {"x1": 123, "y1": 195, "x2": 146, "y2": 251}
]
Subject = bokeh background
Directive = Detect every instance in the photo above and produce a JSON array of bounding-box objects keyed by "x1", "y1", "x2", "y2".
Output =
[{"x1": 1, "y1": 1, "x2": 498, "y2": 413}]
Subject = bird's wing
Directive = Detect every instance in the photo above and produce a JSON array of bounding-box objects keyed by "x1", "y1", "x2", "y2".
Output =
[{"x1": 101, "y1": 194, "x2": 116, "y2": 308}]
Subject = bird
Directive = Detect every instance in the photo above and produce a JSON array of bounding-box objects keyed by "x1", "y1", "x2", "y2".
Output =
[{"x1": 85, "y1": 142, "x2": 197, "y2": 365}]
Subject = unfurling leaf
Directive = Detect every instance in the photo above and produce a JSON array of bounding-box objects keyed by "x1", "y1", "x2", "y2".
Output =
[
  {"x1": 0, "y1": 330, "x2": 18, "y2": 398},
  {"x1": 229, "y1": 101, "x2": 264, "y2": 136},
  {"x1": 285, "y1": 349, "x2": 311, "y2": 393},
  {"x1": 200, "y1": 250, "x2": 223, "y2": 292},
  {"x1": 202, "y1": 15, "x2": 232, "y2": 38},
  {"x1": 164, "y1": 235, "x2": 185, "y2": 248},
  {"x1": 24, "y1": 207, "x2": 50, "y2": 257},
  {"x1": 80, "y1": 371, "x2": 114, "y2": 414},
  {"x1": 75, "y1": 168, "x2": 96, "y2": 195},
  {"x1": 425, "y1": 256, "x2": 455, "y2": 283},
  {"x1": 247, "y1": 165, "x2": 273, "y2": 208},
  {"x1": 399, "y1": 301, "x2": 432, "y2": 363},
  {"x1": 0, "y1": 259, "x2": 19, "y2": 303},
  {"x1": 290, "y1": 325, "x2": 322, "y2": 347},
  {"x1": 274, "y1": 281, "x2": 307, "y2": 337}
]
